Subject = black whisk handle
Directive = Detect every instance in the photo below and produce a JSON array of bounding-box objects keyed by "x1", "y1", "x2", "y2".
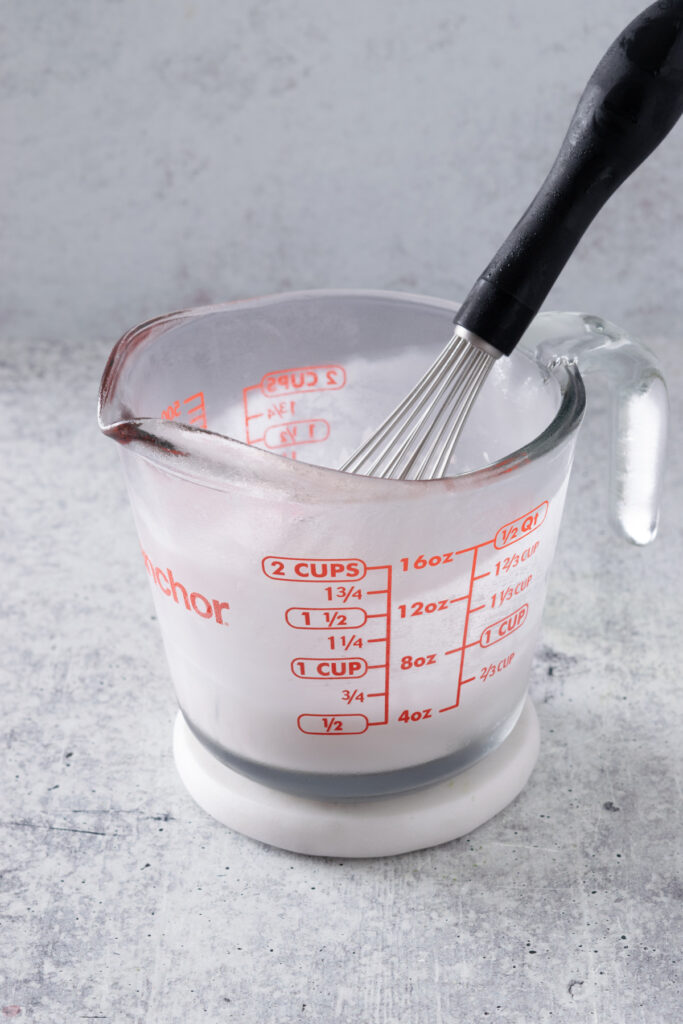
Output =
[{"x1": 455, "y1": 0, "x2": 683, "y2": 356}]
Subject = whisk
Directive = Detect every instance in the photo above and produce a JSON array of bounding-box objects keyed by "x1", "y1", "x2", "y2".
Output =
[{"x1": 342, "y1": 0, "x2": 683, "y2": 480}]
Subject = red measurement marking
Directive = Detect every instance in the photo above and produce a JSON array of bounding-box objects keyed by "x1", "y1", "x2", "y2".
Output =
[
  {"x1": 160, "y1": 391, "x2": 207, "y2": 428},
  {"x1": 265, "y1": 399, "x2": 296, "y2": 421},
  {"x1": 398, "y1": 597, "x2": 462, "y2": 619},
  {"x1": 480, "y1": 604, "x2": 529, "y2": 648},
  {"x1": 184, "y1": 392, "x2": 207, "y2": 428},
  {"x1": 323, "y1": 584, "x2": 363, "y2": 603},
  {"x1": 439, "y1": 544, "x2": 481, "y2": 712},
  {"x1": 242, "y1": 385, "x2": 259, "y2": 444},
  {"x1": 161, "y1": 401, "x2": 182, "y2": 422},
  {"x1": 398, "y1": 707, "x2": 433, "y2": 724},
  {"x1": 264, "y1": 560, "x2": 391, "y2": 728},
  {"x1": 480, "y1": 652, "x2": 516, "y2": 681},
  {"x1": 443, "y1": 639, "x2": 483, "y2": 656},
  {"x1": 297, "y1": 713, "x2": 368, "y2": 735},
  {"x1": 439, "y1": 679, "x2": 475, "y2": 713},
  {"x1": 263, "y1": 419, "x2": 330, "y2": 449},
  {"x1": 490, "y1": 574, "x2": 533, "y2": 609},
  {"x1": 285, "y1": 607, "x2": 367, "y2": 629},
  {"x1": 291, "y1": 658, "x2": 368, "y2": 679},
  {"x1": 260, "y1": 364, "x2": 346, "y2": 397},
  {"x1": 327, "y1": 634, "x2": 365, "y2": 651},
  {"x1": 242, "y1": 364, "x2": 346, "y2": 449},
  {"x1": 262, "y1": 557, "x2": 367, "y2": 582},
  {"x1": 494, "y1": 541, "x2": 540, "y2": 575},
  {"x1": 400, "y1": 551, "x2": 457, "y2": 572},
  {"x1": 494, "y1": 502, "x2": 548, "y2": 549},
  {"x1": 383, "y1": 566, "x2": 392, "y2": 726}
]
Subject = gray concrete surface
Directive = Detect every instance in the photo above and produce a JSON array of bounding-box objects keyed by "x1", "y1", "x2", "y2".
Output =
[{"x1": 1, "y1": 323, "x2": 681, "y2": 1021}]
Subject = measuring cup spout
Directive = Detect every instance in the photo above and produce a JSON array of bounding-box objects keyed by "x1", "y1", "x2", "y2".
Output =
[
  {"x1": 98, "y1": 406, "x2": 290, "y2": 492},
  {"x1": 528, "y1": 312, "x2": 668, "y2": 545},
  {"x1": 97, "y1": 314, "x2": 186, "y2": 451},
  {"x1": 97, "y1": 310, "x2": 249, "y2": 486}
]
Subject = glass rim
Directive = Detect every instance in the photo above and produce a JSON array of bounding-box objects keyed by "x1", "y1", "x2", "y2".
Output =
[{"x1": 99, "y1": 288, "x2": 587, "y2": 498}]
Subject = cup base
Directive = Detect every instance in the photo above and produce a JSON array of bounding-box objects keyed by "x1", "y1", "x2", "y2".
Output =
[{"x1": 172, "y1": 697, "x2": 540, "y2": 858}]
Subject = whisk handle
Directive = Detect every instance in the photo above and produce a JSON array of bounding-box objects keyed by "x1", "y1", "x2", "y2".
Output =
[{"x1": 455, "y1": 0, "x2": 683, "y2": 356}]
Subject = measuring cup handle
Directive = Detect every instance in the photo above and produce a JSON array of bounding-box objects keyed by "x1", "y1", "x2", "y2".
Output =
[{"x1": 529, "y1": 312, "x2": 668, "y2": 545}]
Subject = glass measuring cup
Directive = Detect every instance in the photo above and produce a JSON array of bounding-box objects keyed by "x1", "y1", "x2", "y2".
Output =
[{"x1": 98, "y1": 291, "x2": 667, "y2": 810}]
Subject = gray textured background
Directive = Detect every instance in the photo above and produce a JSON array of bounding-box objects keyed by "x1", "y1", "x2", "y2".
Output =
[{"x1": 3, "y1": 0, "x2": 683, "y2": 345}]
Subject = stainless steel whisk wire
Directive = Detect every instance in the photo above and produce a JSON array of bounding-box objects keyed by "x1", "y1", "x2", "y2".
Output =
[{"x1": 341, "y1": 332, "x2": 496, "y2": 480}]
